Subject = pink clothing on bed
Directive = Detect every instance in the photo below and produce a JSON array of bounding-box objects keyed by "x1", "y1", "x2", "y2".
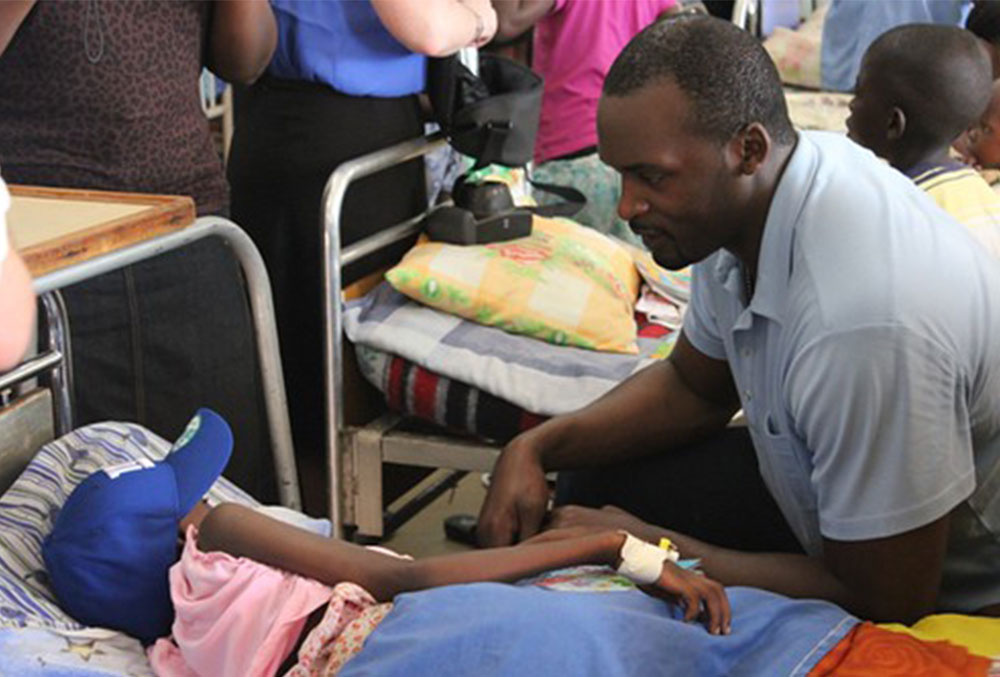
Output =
[
  {"x1": 532, "y1": 0, "x2": 677, "y2": 163},
  {"x1": 147, "y1": 525, "x2": 333, "y2": 677},
  {"x1": 286, "y1": 584, "x2": 393, "y2": 676}
]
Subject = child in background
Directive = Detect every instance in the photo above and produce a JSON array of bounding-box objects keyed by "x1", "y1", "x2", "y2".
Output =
[
  {"x1": 954, "y1": 79, "x2": 1000, "y2": 170},
  {"x1": 846, "y1": 23, "x2": 1000, "y2": 257},
  {"x1": 42, "y1": 409, "x2": 729, "y2": 677}
]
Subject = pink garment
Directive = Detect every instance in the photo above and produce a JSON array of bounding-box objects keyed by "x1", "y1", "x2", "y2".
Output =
[
  {"x1": 532, "y1": 0, "x2": 677, "y2": 163},
  {"x1": 147, "y1": 526, "x2": 334, "y2": 677},
  {"x1": 286, "y1": 584, "x2": 393, "y2": 676}
]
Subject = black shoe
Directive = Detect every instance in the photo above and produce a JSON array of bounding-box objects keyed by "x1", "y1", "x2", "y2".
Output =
[{"x1": 444, "y1": 513, "x2": 479, "y2": 546}]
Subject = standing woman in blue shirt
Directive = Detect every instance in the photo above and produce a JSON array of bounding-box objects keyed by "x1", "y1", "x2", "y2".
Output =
[{"x1": 227, "y1": 0, "x2": 497, "y2": 473}]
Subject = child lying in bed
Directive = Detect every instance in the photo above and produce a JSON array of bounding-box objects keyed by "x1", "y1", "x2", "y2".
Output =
[
  {"x1": 40, "y1": 409, "x2": 729, "y2": 676},
  {"x1": 846, "y1": 23, "x2": 1000, "y2": 258}
]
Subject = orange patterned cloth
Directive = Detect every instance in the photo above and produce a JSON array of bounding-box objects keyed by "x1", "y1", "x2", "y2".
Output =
[{"x1": 809, "y1": 622, "x2": 994, "y2": 676}]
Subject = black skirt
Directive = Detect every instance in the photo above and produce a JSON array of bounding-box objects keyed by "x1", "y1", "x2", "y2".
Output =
[{"x1": 227, "y1": 76, "x2": 427, "y2": 461}]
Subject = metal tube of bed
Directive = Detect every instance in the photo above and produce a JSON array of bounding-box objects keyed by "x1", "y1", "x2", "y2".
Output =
[
  {"x1": 39, "y1": 291, "x2": 74, "y2": 436},
  {"x1": 731, "y1": 0, "x2": 759, "y2": 33},
  {"x1": 0, "y1": 351, "x2": 64, "y2": 392},
  {"x1": 32, "y1": 217, "x2": 302, "y2": 510},
  {"x1": 322, "y1": 132, "x2": 449, "y2": 540}
]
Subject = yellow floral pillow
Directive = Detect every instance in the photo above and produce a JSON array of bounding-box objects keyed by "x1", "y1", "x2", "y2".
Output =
[{"x1": 385, "y1": 216, "x2": 641, "y2": 353}]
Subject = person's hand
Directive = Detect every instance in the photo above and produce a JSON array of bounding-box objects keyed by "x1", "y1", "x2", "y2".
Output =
[
  {"x1": 477, "y1": 436, "x2": 550, "y2": 547},
  {"x1": 519, "y1": 524, "x2": 613, "y2": 546},
  {"x1": 549, "y1": 504, "x2": 665, "y2": 544},
  {"x1": 645, "y1": 560, "x2": 731, "y2": 636},
  {"x1": 463, "y1": 0, "x2": 498, "y2": 47}
]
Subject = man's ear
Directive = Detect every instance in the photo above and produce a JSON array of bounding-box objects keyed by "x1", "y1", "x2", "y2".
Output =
[
  {"x1": 887, "y1": 106, "x2": 906, "y2": 141},
  {"x1": 732, "y1": 123, "x2": 771, "y2": 175}
]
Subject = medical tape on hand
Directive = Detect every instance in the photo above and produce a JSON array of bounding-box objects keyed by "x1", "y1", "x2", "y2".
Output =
[{"x1": 616, "y1": 532, "x2": 678, "y2": 585}]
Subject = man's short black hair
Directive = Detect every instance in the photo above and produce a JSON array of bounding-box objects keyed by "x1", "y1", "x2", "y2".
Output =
[
  {"x1": 603, "y1": 15, "x2": 795, "y2": 146},
  {"x1": 864, "y1": 23, "x2": 991, "y2": 148},
  {"x1": 967, "y1": 0, "x2": 1000, "y2": 45}
]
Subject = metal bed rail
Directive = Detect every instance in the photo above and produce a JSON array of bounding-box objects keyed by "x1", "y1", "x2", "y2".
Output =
[
  {"x1": 17, "y1": 216, "x2": 301, "y2": 509},
  {"x1": 322, "y1": 133, "x2": 451, "y2": 539},
  {"x1": 731, "y1": 0, "x2": 820, "y2": 34}
]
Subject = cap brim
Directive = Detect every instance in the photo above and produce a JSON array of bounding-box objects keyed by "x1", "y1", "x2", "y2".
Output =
[{"x1": 164, "y1": 408, "x2": 233, "y2": 513}]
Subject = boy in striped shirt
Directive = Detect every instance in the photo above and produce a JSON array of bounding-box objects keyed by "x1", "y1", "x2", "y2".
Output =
[{"x1": 846, "y1": 23, "x2": 1000, "y2": 257}]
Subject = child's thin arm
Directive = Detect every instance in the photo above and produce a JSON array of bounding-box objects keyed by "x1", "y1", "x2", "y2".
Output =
[
  {"x1": 197, "y1": 503, "x2": 730, "y2": 634},
  {"x1": 197, "y1": 503, "x2": 623, "y2": 598}
]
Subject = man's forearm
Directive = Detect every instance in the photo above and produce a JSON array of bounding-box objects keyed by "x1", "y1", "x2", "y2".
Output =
[
  {"x1": 667, "y1": 531, "x2": 854, "y2": 606},
  {"x1": 532, "y1": 360, "x2": 737, "y2": 472}
]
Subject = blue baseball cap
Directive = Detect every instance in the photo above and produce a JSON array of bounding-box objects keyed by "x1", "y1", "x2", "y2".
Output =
[{"x1": 42, "y1": 408, "x2": 233, "y2": 644}]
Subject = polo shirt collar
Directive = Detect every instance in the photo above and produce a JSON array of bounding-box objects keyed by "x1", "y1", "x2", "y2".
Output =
[
  {"x1": 904, "y1": 159, "x2": 967, "y2": 182},
  {"x1": 713, "y1": 132, "x2": 815, "y2": 322}
]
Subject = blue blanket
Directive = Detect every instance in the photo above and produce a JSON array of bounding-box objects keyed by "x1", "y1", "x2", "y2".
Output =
[{"x1": 341, "y1": 584, "x2": 856, "y2": 677}]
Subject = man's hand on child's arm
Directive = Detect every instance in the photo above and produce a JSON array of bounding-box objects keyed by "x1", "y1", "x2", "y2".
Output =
[
  {"x1": 657, "y1": 513, "x2": 951, "y2": 625},
  {"x1": 547, "y1": 504, "x2": 671, "y2": 545}
]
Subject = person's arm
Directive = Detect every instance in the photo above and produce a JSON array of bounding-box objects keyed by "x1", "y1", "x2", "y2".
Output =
[
  {"x1": 0, "y1": 245, "x2": 35, "y2": 371},
  {"x1": 197, "y1": 502, "x2": 730, "y2": 634},
  {"x1": 490, "y1": 0, "x2": 554, "y2": 43},
  {"x1": 477, "y1": 331, "x2": 740, "y2": 547},
  {"x1": 205, "y1": 0, "x2": 276, "y2": 84},
  {"x1": 372, "y1": 0, "x2": 498, "y2": 55},
  {"x1": 0, "y1": 0, "x2": 34, "y2": 54},
  {"x1": 549, "y1": 504, "x2": 948, "y2": 624},
  {"x1": 0, "y1": 176, "x2": 35, "y2": 372}
]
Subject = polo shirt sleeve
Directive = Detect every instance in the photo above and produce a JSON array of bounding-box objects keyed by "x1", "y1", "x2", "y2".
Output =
[
  {"x1": 681, "y1": 263, "x2": 728, "y2": 360},
  {"x1": 786, "y1": 324, "x2": 976, "y2": 542}
]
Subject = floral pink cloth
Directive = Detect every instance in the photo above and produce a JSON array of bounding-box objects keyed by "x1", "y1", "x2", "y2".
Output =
[
  {"x1": 285, "y1": 584, "x2": 392, "y2": 676},
  {"x1": 147, "y1": 526, "x2": 334, "y2": 677}
]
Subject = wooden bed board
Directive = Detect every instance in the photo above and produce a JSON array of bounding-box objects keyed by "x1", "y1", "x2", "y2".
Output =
[
  {"x1": 8, "y1": 185, "x2": 195, "y2": 277},
  {"x1": 0, "y1": 389, "x2": 54, "y2": 495}
]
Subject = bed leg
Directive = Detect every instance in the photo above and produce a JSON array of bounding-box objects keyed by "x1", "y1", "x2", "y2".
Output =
[{"x1": 349, "y1": 424, "x2": 386, "y2": 540}]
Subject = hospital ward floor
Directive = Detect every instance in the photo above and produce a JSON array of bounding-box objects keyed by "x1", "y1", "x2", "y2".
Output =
[{"x1": 382, "y1": 470, "x2": 484, "y2": 557}]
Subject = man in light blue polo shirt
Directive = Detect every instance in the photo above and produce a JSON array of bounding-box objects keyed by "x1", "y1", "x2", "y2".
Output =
[{"x1": 477, "y1": 15, "x2": 1000, "y2": 622}]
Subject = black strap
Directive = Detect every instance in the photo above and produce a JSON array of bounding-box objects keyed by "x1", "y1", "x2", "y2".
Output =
[
  {"x1": 471, "y1": 121, "x2": 512, "y2": 170},
  {"x1": 527, "y1": 178, "x2": 587, "y2": 218}
]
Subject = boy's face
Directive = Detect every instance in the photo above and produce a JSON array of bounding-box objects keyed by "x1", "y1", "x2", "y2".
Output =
[
  {"x1": 846, "y1": 57, "x2": 895, "y2": 158},
  {"x1": 954, "y1": 85, "x2": 1000, "y2": 168}
]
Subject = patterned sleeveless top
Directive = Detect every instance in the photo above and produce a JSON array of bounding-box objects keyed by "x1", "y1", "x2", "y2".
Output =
[{"x1": 0, "y1": 0, "x2": 227, "y2": 215}]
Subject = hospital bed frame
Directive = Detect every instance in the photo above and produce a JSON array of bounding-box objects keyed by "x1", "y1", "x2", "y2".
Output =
[
  {"x1": 0, "y1": 218, "x2": 302, "y2": 507},
  {"x1": 323, "y1": 133, "x2": 502, "y2": 541},
  {"x1": 320, "y1": 0, "x2": 836, "y2": 538},
  {"x1": 731, "y1": 0, "x2": 819, "y2": 35}
]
